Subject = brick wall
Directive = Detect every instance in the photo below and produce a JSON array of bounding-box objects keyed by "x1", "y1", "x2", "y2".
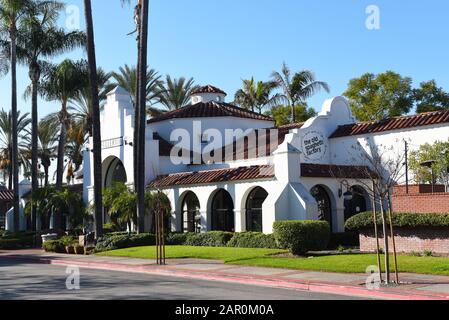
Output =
[
  {"x1": 360, "y1": 228, "x2": 449, "y2": 255},
  {"x1": 392, "y1": 184, "x2": 449, "y2": 214},
  {"x1": 393, "y1": 184, "x2": 446, "y2": 195}
]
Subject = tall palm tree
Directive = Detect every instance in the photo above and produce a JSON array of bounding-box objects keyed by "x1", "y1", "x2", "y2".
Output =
[
  {"x1": 0, "y1": 0, "x2": 31, "y2": 231},
  {"x1": 158, "y1": 75, "x2": 196, "y2": 110},
  {"x1": 271, "y1": 62, "x2": 330, "y2": 123},
  {"x1": 234, "y1": 78, "x2": 280, "y2": 114},
  {"x1": 39, "y1": 60, "x2": 87, "y2": 197},
  {"x1": 36, "y1": 119, "x2": 57, "y2": 187},
  {"x1": 18, "y1": 0, "x2": 85, "y2": 230},
  {"x1": 135, "y1": 0, "x2": 149, "y2": 233},
  {"x1": 83, "y1": 0, "x2": 103, "y2": 238},
  {"x1": 0, "y1": 109, "x2": 31, "y2": 189}
]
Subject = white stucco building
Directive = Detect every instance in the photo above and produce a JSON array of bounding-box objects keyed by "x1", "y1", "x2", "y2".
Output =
[{"x1": 63, "y1": 85, "x2": 449, "y2": 234}]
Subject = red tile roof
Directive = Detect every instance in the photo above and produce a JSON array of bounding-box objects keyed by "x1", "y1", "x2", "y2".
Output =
[
  {"x1": 190, "y1": 85, "x2": 227, "y2": 96},
  {"x1": 330, "y1": 110, "x2": 449, "y2": 138},
  {"x1": 148, "y1": 101, "x2": 273, "y2": 124},
  {"x1": 301, "y1": 163, "x2": 376, "y2": 179},
  {"x1": 148, "y1": 165, "x2": 275, "y2": 189},
  {"x1": 0, "y1": 189, "x2": 13, "y2": 202}
]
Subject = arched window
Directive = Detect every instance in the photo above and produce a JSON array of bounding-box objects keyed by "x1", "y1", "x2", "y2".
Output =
[
  {"x1": 245, "y1": 187, "x2": 268, "y2": 232},
  {"x1": 344, "y1": 186, "x2": 368, "y2": 221},
  {"x1": 104, "y1": 158, "x2": 127, "y2": 188},
  {"x1": 311, "y1": 185, "x2": 333, "y2": 230},
  {"x1": 181, "y1": 192, "x2": 201, "y2": 233},
  {"x1": 211, "y1": 189, "x2": 234, "y2": 232}
]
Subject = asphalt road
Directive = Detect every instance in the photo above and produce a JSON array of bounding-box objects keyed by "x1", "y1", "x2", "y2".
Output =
[{"x1": 0, "y1": 259, "x2": 363, "y2": 300}]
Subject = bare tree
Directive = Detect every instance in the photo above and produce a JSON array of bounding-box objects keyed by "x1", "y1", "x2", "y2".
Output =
[{"x1": 336, "y1": 139, "x2": 405, "y2": 284}]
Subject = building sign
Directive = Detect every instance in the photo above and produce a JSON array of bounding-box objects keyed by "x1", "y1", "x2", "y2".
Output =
[
  {"x1": 102, "y1": 137, "x2": 124, "y2": 150},
  {"x1": 302, "y1": 131, "x2": 327, "y2": 161}
]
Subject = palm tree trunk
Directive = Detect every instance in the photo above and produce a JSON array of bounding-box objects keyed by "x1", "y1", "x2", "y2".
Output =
[
  {"x1": 136, "y1": 0, "x2": 149, "y2": 234},
  {"x1": 10, "y1": 22, "x2": 20, "y2": 232},
  {"x1": 30, "y1": 79, "x2": 39, "y2": 232},
  {"x1": 84, "y1": 0, "x2": 103, "y2": 239},
  {"x1": 44, "y1": 165, "x2": 49, "y2": 187},
  {"x1": 55, "y1": 105, "x2": 67, "y2": 231},
  {"x1": 291, "y1": 104, "x2": 296, "y2": 124}
]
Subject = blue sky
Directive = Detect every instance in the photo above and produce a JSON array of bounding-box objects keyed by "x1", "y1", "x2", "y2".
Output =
[{"x1": 1, "y1": 0, "x2": 448, "y2": 118}]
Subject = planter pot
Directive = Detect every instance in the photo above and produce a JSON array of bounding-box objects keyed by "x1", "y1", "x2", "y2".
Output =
[
  {"x1": 84, "y1": 246, "x2": 95, "y2": 255},
  {"x1": 74, "y1": 245, "x2": 84, "y2": 255},
  {"x1": 65, "y1": 246, "x2": 75, "y2": 254}
]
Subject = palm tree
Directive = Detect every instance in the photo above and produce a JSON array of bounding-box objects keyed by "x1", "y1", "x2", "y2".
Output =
[
  {"x1": 271, "y1": 62, "x2": 330, "y2": 123},
  {"x1": 39, "y1": 60, "x2": 87, "y2": 197},
  {"x1": 111, "y1": 64, "x2": 163, "y2": 115},
  {"x1": 234, "y1": 78, "x2": 280, "y2": 114},
  {"x1": 0, "y1": 109, "x2": 31, "y2": 189},
  {"x1": 83, "y1": 0, "x2": 103, "y2": 238},
  {"x1": 69, "y1": 68, "x2": 113, "y2": 137},
  {"x1": 0, "y1": 0, "x2": 31, "y2": 231},
  {"x1": 36, "y1": 119, "x2": 57, "y2": 187},
  {"x1": 135, "y1": 0, "x2": 149, "y2": 234},
  {"x1": 158, "y1": 75, "x2": 196, "y2": 110},
  {"x1": 18, "y1": 0, "x2": 85, "y2": 230}
]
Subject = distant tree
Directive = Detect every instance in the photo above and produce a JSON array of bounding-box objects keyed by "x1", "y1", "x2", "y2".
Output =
[
  {"x1": 344, "y1": 71, "x2": 414, "y2": 122},
  {"x1": 271, "y1": 63, "x2": 329, "y2": 123},
  {"x1": 409, "y1": 140, "x2": 449, "y2": 185},
  {"x1": 0, "y1": 109, "x2": 31, "y2": 189},
  {"x1": 158, "y1": 75, "x2": 196, "y2": 110},
  {"x1": 234, "y1": 78, "x2": 281, "y2": 114},
  {"x1": 413, "y1": 80, "x2": 449, "y2": 114},
  {"x1": 265, "y1": 105, "x2": 317, "y2": 127},
  {"x1": 36, "y1": 119, "x2": 57, "y2": 187}
]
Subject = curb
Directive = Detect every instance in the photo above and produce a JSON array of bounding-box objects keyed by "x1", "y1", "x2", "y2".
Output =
[{"x1": 3, "y1": 254, "x2": 449, "y2": 300}]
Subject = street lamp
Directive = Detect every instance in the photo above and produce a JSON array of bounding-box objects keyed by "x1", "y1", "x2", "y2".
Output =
[{"x1": 338, "y1": 179, "x2": 353, "y2": 201}]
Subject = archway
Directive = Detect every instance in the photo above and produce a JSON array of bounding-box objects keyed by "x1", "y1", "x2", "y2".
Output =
[
  {"x1": 344, "y1": 186, "x2": 368, "y2": 221},
  {"x1": 104, "y1": 157, "x2": 127, "y2": 188},
  {"x1": 245, "y1": 187, "x2": 268, "y2": 232},
  {"x1": 211, "y1": 189, "x2": 234, "y2": 232},
  {"x1": 181, "y1": 192, "x2": 201, "y2": 233},
  {"x1": 311, "y1": 185, "x2": 333, "y2": 230}
]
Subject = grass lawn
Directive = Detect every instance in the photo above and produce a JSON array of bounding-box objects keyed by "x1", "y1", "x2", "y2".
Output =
[
  {"x1": 97, "y1": 246, "x2": 287, "y2": 263},
  {"x1": 98, "y1": 246, "x2": 449, "y2": 276}
]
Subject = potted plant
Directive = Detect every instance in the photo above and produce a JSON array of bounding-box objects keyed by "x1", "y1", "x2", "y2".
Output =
[{"x1": 60, "y1": 236, "x2": 76, "y2": 254}]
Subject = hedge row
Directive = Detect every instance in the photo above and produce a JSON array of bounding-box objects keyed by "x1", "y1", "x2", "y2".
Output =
[
  {"x1": 95, "y1": 233, "x2": 156, "y2": 252},
  {"x1": 273, "y1": 221, "x2": 331, "y2": 255},
  {"x1": 227, "y1": 232, "x2": 278, "y2": 249},
  {"x1": 0, "y1": 231, "x2": 35, "y2": 250},
  {"x1": 345, "y1": 212, "x2": 449, "y2": 231}
]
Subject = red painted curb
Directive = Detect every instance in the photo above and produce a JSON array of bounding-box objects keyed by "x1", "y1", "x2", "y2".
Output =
[{"x1": 3, "y1": 254, "x2": 449, "y2": 300}]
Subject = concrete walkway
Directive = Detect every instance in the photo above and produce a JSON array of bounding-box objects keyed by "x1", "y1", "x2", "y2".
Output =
[{"x1": 2, "y1": 249, "x2": 449, "y2": 300}]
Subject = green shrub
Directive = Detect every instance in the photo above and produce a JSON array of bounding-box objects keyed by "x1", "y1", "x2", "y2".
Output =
[
  {"x1": 345, "y1": 212, "x2": 449, "y2": 231},
  {"x1": 43, "y1": 240, "x2": 65, "y2": 253},
  {"x1": 0, "y1": 231, "x2": 35, "y2": 249},
  {"x1": 185, "y1": 231, "x2": 234, "y2": 247},
  {"x1": 166, "y1": 232, "x2": 189, "y2": 245},
  {"x1": 59, "y1": 235, "x2": 77, "y2": 247},
  {"x1": 328, "y1": 232, "x2": 360, "y2": 249},
  {"x1": 95, "y1": 233, "x2": 156, "y2": 252},
  {"x1": 227, "y1": 232, "x2": 278, "y2": 249},
  {"x1": 273, "y1": 221, "x2": 331, "y2": 255}
]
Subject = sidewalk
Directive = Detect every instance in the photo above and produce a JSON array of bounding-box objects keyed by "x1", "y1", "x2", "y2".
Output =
[{"x1": 2, "y1": 249, "x2": 449, "y2": 300}]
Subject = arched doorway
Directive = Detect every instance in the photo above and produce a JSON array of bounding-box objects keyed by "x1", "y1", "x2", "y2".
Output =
[
  {"x1": 344, "y1": 186, "x2": 368, "y2": 221},
  {"x1": 245, "y1": 187, "x2": 268, "y2": 232},
  {"x1": 311, "y1": 185, "x2": 333, "y2": 230},
  {"x1": 181, "y1": 192, "x2": 201, "y2": 233},
  {"x1": 211, "y1": 189, "x2": 234, "y2": 232},
  {"x1": 104, "y1": 157, "x2": 127, "y2": 188}
]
